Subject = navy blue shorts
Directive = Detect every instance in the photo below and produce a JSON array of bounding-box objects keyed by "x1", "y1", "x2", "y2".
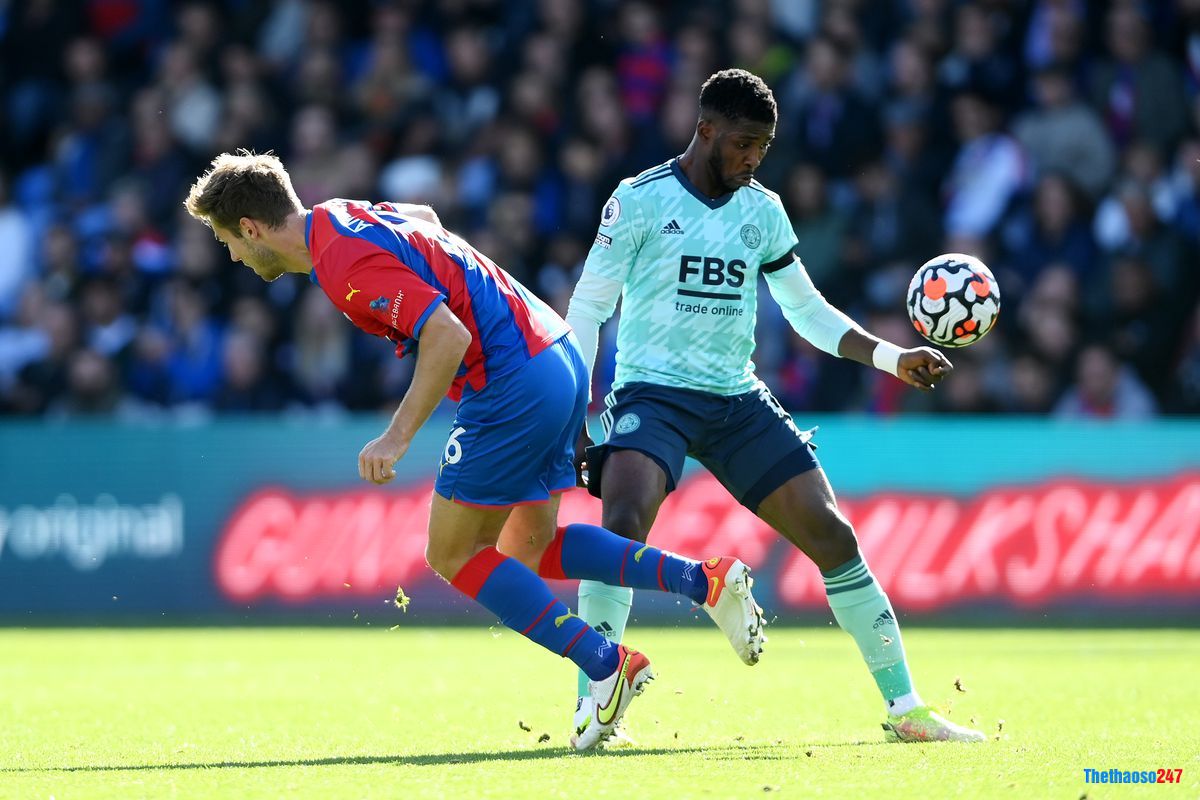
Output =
[
  {"x1": 434, "y1": 335, "x2": 587, "y2": 507},
  {"x1": 587, "y1": 381, "x2": 819, "y2": 512}
]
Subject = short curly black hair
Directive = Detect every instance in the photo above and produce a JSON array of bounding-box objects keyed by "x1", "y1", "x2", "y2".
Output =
[{"x1": 698, "y1": 68, "x2": 777, "y2": 125}]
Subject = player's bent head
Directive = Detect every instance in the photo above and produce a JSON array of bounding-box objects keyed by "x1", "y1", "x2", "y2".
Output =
[
  {"x1": 698, "y1": 68, "x2": 777, "y2": 128},
  {"x1": 184, "y1": 150, "x2": 303, "y2": 238}
]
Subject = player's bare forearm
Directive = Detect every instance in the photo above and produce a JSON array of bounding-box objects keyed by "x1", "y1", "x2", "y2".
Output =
[
  {"x1": 385, "y1": 305, "x2": 471, "y2": 444},
  {"x1": 360, "y1": 305, "x2": 471, "y2": 483},
  {"x1": 836, "y1": 328, "x2": 882, "y2": 366},
  {"x1": 361, "y1": 306, "x2": 472, "y2": 481},
  {"x1": 837, "y1": 327, "x2": 953, "y2": 391}
]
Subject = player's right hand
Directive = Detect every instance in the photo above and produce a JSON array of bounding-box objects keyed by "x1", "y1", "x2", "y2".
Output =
[
  {"x1": 574, "y1": 425, "x2": 594, "y2": 488},
  {"x1": 897, "y1": 347, "x2": 954, "y2": 391},
  {"x1": 358, "y1": 432, "x2": 409, "y2": 485}
]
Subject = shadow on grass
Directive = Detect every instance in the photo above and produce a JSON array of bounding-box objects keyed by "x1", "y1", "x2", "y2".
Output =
[{"x1": 2, "y1": 742, "x2": 881, "y2": 773}]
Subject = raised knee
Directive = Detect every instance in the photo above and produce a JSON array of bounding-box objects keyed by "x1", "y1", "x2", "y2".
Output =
[
  {"x1": 826, "y1": 514, "x2": 857, "y2": 545},
  {"x1": 424, "y1": 549, "x2": 449, "y2": 581},
  {"x1": 425, "y1": 542, "x2": 463, "y2": 582},
  {"x1": 812, "y1": 512, "x2": 859, "y2": 565}
]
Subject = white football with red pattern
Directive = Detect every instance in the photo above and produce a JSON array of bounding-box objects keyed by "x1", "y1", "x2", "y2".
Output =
[{"x1": 906, "y1": 253, "x2": 1001, "y2": 348}]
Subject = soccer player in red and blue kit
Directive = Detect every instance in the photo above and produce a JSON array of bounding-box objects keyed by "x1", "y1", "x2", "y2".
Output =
[{"x1": 184, "y1": 151, "x2": 767, "y2": 750}]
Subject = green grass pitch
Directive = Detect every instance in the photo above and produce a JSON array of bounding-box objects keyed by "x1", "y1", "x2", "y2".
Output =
[{"x1": 2, "y1": 626, "x2": 1197, "y2": 798}]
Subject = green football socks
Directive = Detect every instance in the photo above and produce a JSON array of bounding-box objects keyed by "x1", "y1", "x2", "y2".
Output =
[{"x1": 823, "y1": 553, "x2": 922, "y2": 714}]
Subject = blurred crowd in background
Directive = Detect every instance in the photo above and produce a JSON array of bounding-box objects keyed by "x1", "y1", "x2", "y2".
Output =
[{"x1": 1, "y1": 0, "x2": 1199, "y2": 421}]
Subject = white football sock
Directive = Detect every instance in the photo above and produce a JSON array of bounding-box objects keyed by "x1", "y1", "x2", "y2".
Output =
[{"x1": 887, "y1": 691, "x2": 923, "y2": 716}]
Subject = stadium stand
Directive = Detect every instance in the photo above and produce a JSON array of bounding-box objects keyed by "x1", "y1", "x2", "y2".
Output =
[{"x1": 0, "y1": 0, "x2": 1197, "y2": 418}]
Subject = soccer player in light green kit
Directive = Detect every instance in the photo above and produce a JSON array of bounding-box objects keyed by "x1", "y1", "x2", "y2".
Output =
[{"x1": 566, "y1": 69, "x2": 986, "y2": 743}]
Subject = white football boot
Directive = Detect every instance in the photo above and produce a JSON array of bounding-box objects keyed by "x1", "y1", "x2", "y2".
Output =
[
  {"x1": 699, "y1": 557, "x2": 767, "y2": 665},
  {"x1": 570, "y1": 645, "x2": 654, "y2": 752}
]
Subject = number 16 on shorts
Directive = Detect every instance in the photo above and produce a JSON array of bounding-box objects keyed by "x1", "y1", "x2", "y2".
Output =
[{"x1": 443, "y1": 426, "x2": 466, "y2": 467}]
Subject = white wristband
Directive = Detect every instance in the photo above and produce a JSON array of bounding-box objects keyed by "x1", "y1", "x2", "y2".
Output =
[{"x1": 872, "y1": 341, "x2": 904, "y2": 377}]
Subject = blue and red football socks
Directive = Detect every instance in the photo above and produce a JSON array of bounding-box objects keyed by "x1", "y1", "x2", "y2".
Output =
[
  {"x1": 538, "y1": 523, "x2": 708, "y2": 604},
  {"x1": 451, "y1": 547, "x2": 618, "y2": 681}
]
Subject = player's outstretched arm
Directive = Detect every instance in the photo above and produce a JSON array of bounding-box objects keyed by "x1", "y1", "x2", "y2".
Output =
[
  {"x1": 836, "y1": 328, "x2": 953, "y2": 392},
  {"x1": 358, "y1": 304, "x2": 471, "y2": 484},
  {"x1": 763, "y1": 257, "x2": 951, "y2": 391}
]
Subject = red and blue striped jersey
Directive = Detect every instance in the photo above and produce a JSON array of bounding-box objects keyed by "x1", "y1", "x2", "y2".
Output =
[{"x1": 306, "y1": 200, "x2": 569, "y2": 401}]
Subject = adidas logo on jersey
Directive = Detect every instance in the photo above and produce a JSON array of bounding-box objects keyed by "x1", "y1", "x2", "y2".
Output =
[{"x1": 660, "y1": 219, "x2": 684, "y2": 235}]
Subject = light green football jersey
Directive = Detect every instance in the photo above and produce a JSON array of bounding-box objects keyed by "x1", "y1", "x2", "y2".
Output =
[{"x1": 584, "y1": 158, "x2": 799, "y2": 395}]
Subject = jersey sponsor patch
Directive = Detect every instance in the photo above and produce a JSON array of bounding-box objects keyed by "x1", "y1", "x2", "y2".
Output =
[
  {"x1": 389, "y1": 291, "x2": 405, "y2": 327},
  {"x1": 594, "y1": 232, "x2": 613, "y2": 249},
  {"x1": 369, "y1": 295, "x2": 388, "y2": 311},
  {"x1": 600, "y1": 196, "x2": 621, "y2": 226}
]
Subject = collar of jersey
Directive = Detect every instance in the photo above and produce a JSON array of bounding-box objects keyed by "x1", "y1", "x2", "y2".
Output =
[{"x1": 670, "y1": 158, "x2": 735, "y2": 210}]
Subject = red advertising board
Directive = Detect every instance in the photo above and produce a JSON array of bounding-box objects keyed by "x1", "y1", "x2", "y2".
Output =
[{"x1": 216, "y1": 472, "x2": 1200, "y2": 612}]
